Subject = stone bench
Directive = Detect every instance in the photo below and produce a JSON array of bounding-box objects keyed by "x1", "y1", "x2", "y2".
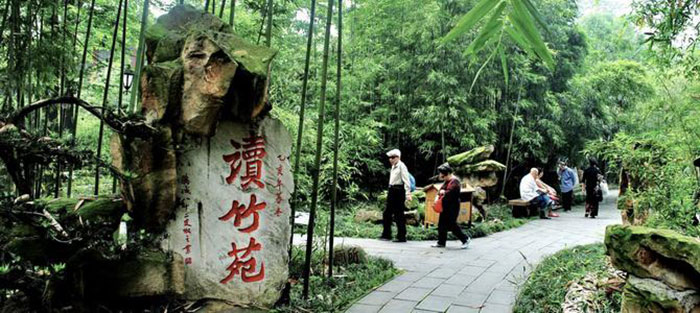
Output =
[{"x1": 508, "y1": 199, "x2": 537, "y2": 218}]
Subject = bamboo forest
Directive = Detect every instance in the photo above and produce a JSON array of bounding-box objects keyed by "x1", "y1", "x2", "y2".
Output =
[{"x1": 0, "y1": 0, "x2": 699, "y2": 312}]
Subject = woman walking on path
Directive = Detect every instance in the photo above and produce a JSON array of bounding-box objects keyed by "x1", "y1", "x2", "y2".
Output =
[
  {"x1": 432, "y1": 163, "x2": 470, "y2": 249},
  {"x1": 582, "y1": 158, "x2": 602, "y2": 218}
]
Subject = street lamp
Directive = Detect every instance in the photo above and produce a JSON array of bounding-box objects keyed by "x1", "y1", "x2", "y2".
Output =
[{"x1": 123, "y1": 68, "x2": 135, "y2": 92}]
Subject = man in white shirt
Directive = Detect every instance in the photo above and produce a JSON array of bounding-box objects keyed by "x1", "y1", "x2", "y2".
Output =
[
  {"x1": 519, "y1": 168, "x2": 552, "y2": 219},
  {"x1": 381, "y1": 149, "x2": 413, "y2": 242}
]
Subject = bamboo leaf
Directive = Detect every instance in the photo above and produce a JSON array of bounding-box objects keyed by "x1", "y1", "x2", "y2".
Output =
[
  {"x1": 521, "y1": 0, "x2": 549, "y2": 34},
  {"x1": 466, "y1": 1, "x2": 507, "y2": 56},
  {"x1": 441, "y1": 0, "x2": 504, "y2": 44},
  {"x1": 499, "y1": 45, "x2": 509, "y2": 86},
  {"x1": 504, "y1": 24, "x2": 536, "y2": 57},
  {"x1": 508, "y1": 0, "x2": 555, "y2": 69}
]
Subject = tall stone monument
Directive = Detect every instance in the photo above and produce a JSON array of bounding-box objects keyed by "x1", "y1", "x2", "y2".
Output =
[{"x1": 111, "y1": 5, "x2": 292, "y2": 309}]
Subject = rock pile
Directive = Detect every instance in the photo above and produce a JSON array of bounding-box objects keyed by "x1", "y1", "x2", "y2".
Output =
[{"x1": 447, "y1": 145, "x2": 505, "y2": 188}]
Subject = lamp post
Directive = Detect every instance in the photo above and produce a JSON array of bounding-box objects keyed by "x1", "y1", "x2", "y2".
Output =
[{"x1": 123, "y1": 68, "x2": 135, "y2": 92}]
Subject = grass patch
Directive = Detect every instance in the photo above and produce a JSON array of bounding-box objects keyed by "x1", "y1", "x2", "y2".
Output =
[
  {"x1": 273, "y1": 246, "x2": 399, "y2": 312},
  {"x1": 298, "y1": 202, "x2": 533, "y2": 241},
  {"x1": 513, "y1": 243, "x2": 622, "y2": 313}
]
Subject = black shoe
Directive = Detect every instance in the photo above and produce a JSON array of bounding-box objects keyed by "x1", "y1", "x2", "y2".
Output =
[
  {"x1": 431, "y1": 243, "x2": 445, "y2": 248},
  {"x1": 584, "y1": 213, "x2": 589, "y2": 218},
  {"x1": 392, "y1": 238, "x2": 407, "y2": 243},
  {"x1": 379, "y1": 236, "x2": 391, "y2": 241}
]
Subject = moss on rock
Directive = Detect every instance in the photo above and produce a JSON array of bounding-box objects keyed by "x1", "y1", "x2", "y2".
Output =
[
  {"x1": 447, "y1": 145, "x2": 494, "y2": 167},
  {"x1": 605, "y1": 225, "x2": 700, "y2": 290}
]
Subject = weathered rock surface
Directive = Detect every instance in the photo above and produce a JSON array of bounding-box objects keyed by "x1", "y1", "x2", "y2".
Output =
[
  {"x1": 621, "y1": 275, "x2": 700, "y2": 313},
  {"x1": 465, "y1": 171, "x2": 500, "y2": 188},
  {"x1": 354, "y1": 209, "x2": 382, "y2": 224},
  {"x1": 605, "y1": 225, "x2": 700, "y2": 291},
  {"x1": 145, "y1": 4, "x2": 276, "y2": 128},
  {"x1": 82, "y1": 250, "x2": 185, "y2": 299},
  {"x1": 332, "y1": 245, "x2": 368, "y2": 266},
  {"x1": 447, "y1": 145, "x2": 494, "y2": 166},
  {"x1": 140, "y1": 60, "x2": 183, "y2": 123},
  {"x1": 458, "y1": 160, "x2": 506, "y2": 173},
  {"x1": 111, "y1": 128, "x2": 177, "y2": 231}
]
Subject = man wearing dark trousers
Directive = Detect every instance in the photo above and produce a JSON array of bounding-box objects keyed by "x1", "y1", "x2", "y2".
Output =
[
  {"x1": 432, "y1": 163, "x2": 470, "y2": 249},
  {"x1": 381, "y1": 149, "x2": 412, "y2": 242}
]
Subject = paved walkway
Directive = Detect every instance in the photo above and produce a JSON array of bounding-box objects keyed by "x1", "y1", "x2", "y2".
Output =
[{"x1": 337, "y1": 192, "x2": 622, "y2": 313}]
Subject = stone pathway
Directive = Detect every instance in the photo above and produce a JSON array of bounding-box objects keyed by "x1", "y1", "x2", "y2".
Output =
[{"x1": 337, "y1": 192, "x2": 622, "y2": 313}]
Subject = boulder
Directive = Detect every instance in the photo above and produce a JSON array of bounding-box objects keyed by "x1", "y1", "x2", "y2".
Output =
[
  {"x1": 331, "y1": 245, "x2": 368, "y2": 266},
  {"x1": 447, "y1": 145, "x2": 494, "y2": 167},
  {"x1": 621, "y1": 275, "x2": 700, "y2": 313},
  {"x1": 354, "y1": 209, "x2": 382, "y2": 224},
  {"x1": 605, "y1": 225, "x2": 700, "y2": 290}
]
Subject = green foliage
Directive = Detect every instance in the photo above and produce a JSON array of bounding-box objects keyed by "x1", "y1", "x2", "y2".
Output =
[
  {"x1": 274, "y1": 246, "x2": 399, "y2": 313},
  {"x1": 583, "y1": 63, "x2": 700, "y2": 237},
  {"x1": 513, "y1": 244, "x2": 622, "y2": 313}
]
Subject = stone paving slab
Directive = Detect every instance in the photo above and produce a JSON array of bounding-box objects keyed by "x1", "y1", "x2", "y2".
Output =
[{"x1": 335, "y1": 192, "x2": 622, "y2": 312}]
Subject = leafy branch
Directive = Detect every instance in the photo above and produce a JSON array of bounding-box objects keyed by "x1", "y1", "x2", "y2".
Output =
[{"x1": 441, "y1": 0, "x2": 555, "y2": 74}]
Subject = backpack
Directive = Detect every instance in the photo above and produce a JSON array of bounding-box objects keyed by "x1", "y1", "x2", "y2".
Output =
[{"x1": 408, "y1": 173, "x2": 416, "y2": 192}]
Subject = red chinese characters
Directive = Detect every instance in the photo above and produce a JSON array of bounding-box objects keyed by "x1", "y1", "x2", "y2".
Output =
[
  {"x1": 220, "y1": 134, "x2": 268, "y2": 284},
  {"x1": 274, "y1": 155, "x2": 288, "y2": 217},
  {"x1": 223, "y1": 136, "x2": 266, "y2": 189},
  {"x1": 183, "y1": 213, "x2": 193, "y2": 265},
  {"x1": 219, "y1": 238, "x2": 266, "y2": 284},
  {"x1": 218, "y1": 194, "x2": 266, "y2": 233}
]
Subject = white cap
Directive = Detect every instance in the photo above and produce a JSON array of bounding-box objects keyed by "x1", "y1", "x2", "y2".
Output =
[{"x1": 386, "y1": 149, "x2": 401, "y2": 158}]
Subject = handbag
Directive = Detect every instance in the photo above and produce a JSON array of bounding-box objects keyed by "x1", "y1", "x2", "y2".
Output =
[
  {"x1": 433, "y1": 194, "x2": 444, "y2": 213},
  {"x1": 595, "y1": 184, "x2": 603, "y2": 202}
]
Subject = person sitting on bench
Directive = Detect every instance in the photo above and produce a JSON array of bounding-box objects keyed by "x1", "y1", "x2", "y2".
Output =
[{"x1": 519, "y1": 168, "x2": 553, "y2": 219}]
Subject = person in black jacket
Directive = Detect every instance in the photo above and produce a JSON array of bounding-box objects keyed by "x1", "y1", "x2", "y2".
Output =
[
  {"x1": 431, "y1": 163, "x2": 471, "y2": 249},
  {"x1": 582, "y1": 158, "x2": 602, "y2": 218}
]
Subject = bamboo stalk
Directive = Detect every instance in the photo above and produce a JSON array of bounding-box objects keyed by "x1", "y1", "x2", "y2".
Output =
[
  {"x1": 328, "y1": 0, "x2": 342, "y2": 279},
  {"x1": 302, "y1": 0, "x2": 334, "y2": 299},
  {"x1": 265, "y1": 0, "x2": 273, "y2": 47},
  {"x1": 114, "y1": 0, "x2": 129, "y2": 194},
  {"x1": 219, "y1": 0, "x2": 226, "y2": 18},
  {"x1": 288, "y1": 0, "x2": 317, "y2": 264},
  {"x1": 55, "y1": 0, "x2": 70, "y2": 198},
  {"x1": 67, "y1": 0, "x2": 96, "y2": 198},
  {"x1": 128, "y1": 0, "x2": 150, "y2": 113},
  {"x1": 229, "y1": 0, "x2": 236, "y2": 27},
  {"x1": 95, "y1": 0, "x2": 124, "y2": 196}
]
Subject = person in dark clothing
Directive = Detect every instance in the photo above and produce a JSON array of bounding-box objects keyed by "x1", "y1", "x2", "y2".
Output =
[
  {"x1": 582, "y1": 158, "x2": 602, "y2": 218},
  {"x1": 431, "y1": 163, "x2": 470, "y2": 249}
]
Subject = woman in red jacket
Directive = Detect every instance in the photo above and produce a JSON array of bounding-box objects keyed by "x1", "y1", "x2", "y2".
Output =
[{"x1": 432, "y1": 163, "x2": 471, "y2": 249}]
